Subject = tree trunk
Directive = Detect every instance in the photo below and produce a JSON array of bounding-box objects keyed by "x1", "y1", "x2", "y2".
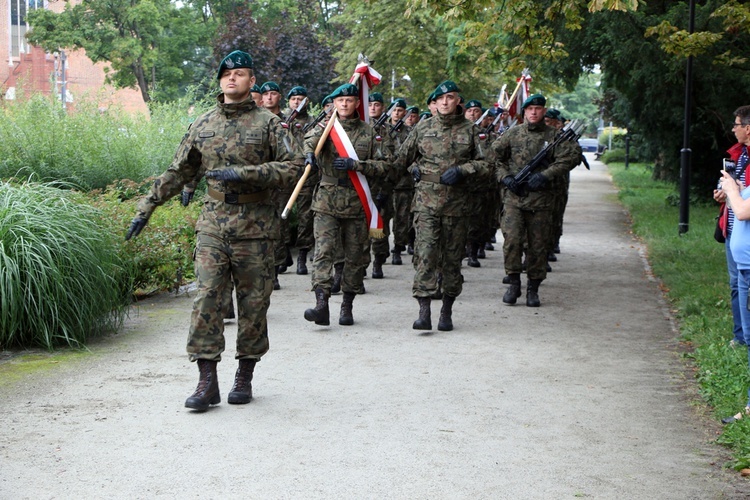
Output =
[{"x1": 132, "y1": 59, "x2": 151, "y2": 103}]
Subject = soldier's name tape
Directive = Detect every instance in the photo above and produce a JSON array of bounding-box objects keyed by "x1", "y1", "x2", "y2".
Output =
[{"x1": 207, "y1": 187, "x2": 270, "y2": 204}]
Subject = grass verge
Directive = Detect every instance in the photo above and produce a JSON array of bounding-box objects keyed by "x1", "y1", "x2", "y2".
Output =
[{"x1": 608, "y1": 161, "x2": 750, "y2": 470}]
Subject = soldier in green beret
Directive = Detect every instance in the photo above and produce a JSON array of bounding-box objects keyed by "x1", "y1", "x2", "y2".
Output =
[
  {"x1": 390, "y1": 97, "x2": 415, "y2": 265},
  {"x1": 464, "y1": 100, "x2": 483, "y2": 123},
  {"x1": 125, "y1": 50, "x2": 298, "y2": 411},
  {"x1": 392, "y1": 80, "x2": 490, "y2": 331},
  {"x1": 303, "y1": 83, "x2": 391, "y2": 326},
  {"x1": 250, "y1": 84, "x2": 262, "y2": 107},
  {"x1": 261, "y1": 81, "x2": 284, "y2": 118},
  {"x1": 405, "y1": 106, "x2": 420, "y2": 127},
  {"x1": 489, "y1": 94, "x2": 578, "y2": 307}
]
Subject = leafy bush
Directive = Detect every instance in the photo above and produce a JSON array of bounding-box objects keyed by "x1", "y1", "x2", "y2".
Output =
[
  {"x1": 598, "y1": 126, "x2": 627, "y2": 149},
  {"x1": 85, "y1": 179, "x2": 202, "y2": 295},
  {"x1": 0, "y1": 92, "x2": 212, "y2": 190},
  {"x1": 601, "y1": 148, "x2": 627, "y2": 163},
  {"x1": 0, "y1": 181, "x2": 132, "y2": 349}
]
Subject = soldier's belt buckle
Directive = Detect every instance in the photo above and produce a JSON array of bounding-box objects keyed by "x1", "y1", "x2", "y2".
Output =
[{"x1": 224, "y1": 193, "x2": 239, "y2": 204}]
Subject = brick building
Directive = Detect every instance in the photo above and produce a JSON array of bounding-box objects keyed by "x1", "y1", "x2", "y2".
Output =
[{"x1": 0, "y1": 0, "x2": 148, "y2": 114}]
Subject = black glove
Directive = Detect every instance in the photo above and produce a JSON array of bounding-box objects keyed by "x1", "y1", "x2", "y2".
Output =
[
  {"x1": 375, "y1": 193, "x2": 388, "y2": 211},
  {"x1": 181, "y1": 189, "x2": 194, "y2": 207},
  {"x1": 333, "y1": 157, "x2": 357, "y2": 171},
  {"x1": 440, "y1": 166, "x2": 464, "y2": 186},
  {"x1": 527, "y1": 172, "x2": 547, "y2": 191},
  {"x1": 125, "y1": 216, "x2": 148, "y2": 241},
  {"x1": 204, "y1": 168, "x2": 242, "y2": 182},
  {"x1": 412, "y1": 168, "x2": 421, "y2": 183},
  {"x1": 502, "y1": 175, "x2": 520, "y2": 194},
  {"x1": 304, "y1": 152, "x2": 318, "y2": 173}
]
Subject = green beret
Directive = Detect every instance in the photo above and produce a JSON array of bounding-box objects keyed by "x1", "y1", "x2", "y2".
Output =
[
  {"x1": 465, "y1": 99, "x2": 482, "y2": 110},
  {"x1": 406, "y1": 105, "x2": 419, "y2": 114},
  {"x1": 369, "y1": 92, "x2": 384, "y2": 103},
  {"x1": 459, "y1": 95, "x2": 465, "y2": 104},
  {"x1": 433, "y1": 80, "x2": 461, "y2": 99},
  {"x1": 393, "y1": 98, "x2": 407, "y2": 109},
  {"x1": 250, "y1": 84, "x2": 261, "y2": 94},
  {"x1": 329, "y1": 83, "x2": 359, "y2": 99},
  {"x1": 522, "y1": 93, "x2": 546, "y2": 110},
  {"x1": 419, "y1": 111, "x2": 432, "y2": 119},
  {"x1": 260, "y1": 81, "x2": 281, "y2": 94},
  {"x1": 286, "y1": 86, "x2": 307, "y2": 99},
  {"x1": 545, "y1": 108, "x2": 562, "y2": 120},
  {"x1": 217, "y1": 50, "x2": 253, "y2": 80},
  {"x1": 426, "y1": 92, "x2": 436, "y2": 105},
  {"x1": 321, "y1": 94, "x2": 333, "y2": 106}
]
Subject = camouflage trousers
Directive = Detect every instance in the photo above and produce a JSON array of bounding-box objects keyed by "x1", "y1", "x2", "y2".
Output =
[
  {"x1": 392, "y1": 189, "x2": 414, "y2": 248},
  {"x1": 501, "y1": 204, "x2": 552, "y2": 280},
  {"x1": 187, "y1": 232, "x2": 274, "y2": 362},
  {"x1": 412, "y1": 212, "x2": 467, "y2": 298},
  {"x1": 371, "y1": 199, "x2": 394, "y2": 259},
  {"x1": 312, "y1": 212, "x2": 368, "y2": 294},
  {"x1": 466, "y1": 189, "x2": 498, "y2": 243},
  {"x1": 273, "y1": 187, "x2": 293, "y2": 266},
  {"x1": 296, "y1": 183, "x2": 316, "y2": 250},
  {"x1": 551, "y1": 183, "x2": 569, "y2": 248}
]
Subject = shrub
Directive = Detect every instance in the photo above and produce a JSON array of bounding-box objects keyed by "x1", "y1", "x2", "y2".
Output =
[
  {"x1": 0, "y1": 181, "x2": 132, "y2": 349},
  {"x1": 601, "y1": 148, "x2": 627, "y2": 163}
]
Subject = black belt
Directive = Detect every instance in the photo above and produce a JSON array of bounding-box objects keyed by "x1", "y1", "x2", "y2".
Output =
[
  {"x1": 208, "y1": 187, "x2": 270, "y2": 204},
  {"x1": 320, "y1": 174, "x2": 353, "y2": 187}
]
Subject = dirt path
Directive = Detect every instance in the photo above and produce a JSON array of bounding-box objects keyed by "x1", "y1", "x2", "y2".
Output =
[{"x1": 1, "y1": 156, "x2": 746, "y2": 498}]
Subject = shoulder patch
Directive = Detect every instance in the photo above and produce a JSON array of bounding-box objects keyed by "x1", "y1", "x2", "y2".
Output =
[{"x1": 198, "y1": 131, "x2": 215, "y2": 138}]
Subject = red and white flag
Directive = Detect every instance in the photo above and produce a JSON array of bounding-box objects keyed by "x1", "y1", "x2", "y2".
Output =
[
  {"x1": 506, "y1": 70, "x2": 532, "y2": 123},
  {"x1": 349, "y1": 62, "x2": 382, "y2": 123},
  {"x1": 328, "y1": 118, "x2": 384, "y2": 238}
]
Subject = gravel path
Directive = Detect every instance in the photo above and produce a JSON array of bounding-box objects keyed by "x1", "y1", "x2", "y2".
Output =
[{"x1": 1, "y1": 156, "x2": 746, "y2": 499}]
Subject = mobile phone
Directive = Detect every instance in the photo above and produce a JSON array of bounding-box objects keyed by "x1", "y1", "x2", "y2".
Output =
[{"x1": 724, "y1": 158, "x2": 736, "y2": 172}]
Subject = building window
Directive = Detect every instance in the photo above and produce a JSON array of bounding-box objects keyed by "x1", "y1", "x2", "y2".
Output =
[{"x1": 10, "y1": 0, "x2": 44, "y2": 57}]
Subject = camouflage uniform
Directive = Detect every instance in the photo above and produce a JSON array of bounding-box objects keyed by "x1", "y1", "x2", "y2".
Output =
[
  {"x1": 551, "y1": 142, "x2": 583, "y2": 252},
  {"x1": 465, "y1": 131, "x2": 499, "y2": 264},
  {"x1": 368, "y1": 118, "x2": 397, "y2": 270},
  {"x1": 304, "y1": 115, "x2": 389, "y2": 295},
  {"x1": 490, "y1": 121, "x2": 578, "y2": 281},
  {"x1": 394, "y1": 110, "x2": 489, "y2": 299},
  {"x1": 135, "y1": 94, "x2": 297, "y2": 362},
  {"x1": 285, "y1": 109, "x2": 317, "y2": 252},
  {"x1": 391, "y1": 124, "x2": 415, "y2": 256}
]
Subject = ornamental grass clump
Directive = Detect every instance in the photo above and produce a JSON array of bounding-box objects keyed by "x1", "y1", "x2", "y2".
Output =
[{"x1": 0, "y1": 181, "x2": 132, "y2": 349}]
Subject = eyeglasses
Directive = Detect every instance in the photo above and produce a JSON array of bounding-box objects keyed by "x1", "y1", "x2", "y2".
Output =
[{"x1": 732, "y1": 122, "x2": 749, "y2": 128}]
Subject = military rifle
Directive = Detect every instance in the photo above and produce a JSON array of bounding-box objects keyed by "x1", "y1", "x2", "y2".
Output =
[
  {"x1": 373, "y1": 101, "x2": 397, "y2": 129},
  {"x1": 474, "y1": 108, "x2": 490, "y2": 127},
  {"x1": 511, "y1": 119, "x2": 585, "y2": 197},
  {"x1": 303, "y1": 104, "x2": 333, "y2": 134},
  {"x1": 484, "y1": 106, "x2": 505, "y2": 135},
  {"x1": 284, "y1": 97, "x2": 308, "y2": 128},
  {"x1": 389, "y1": 108, "x2": 416, "y2": 137}
]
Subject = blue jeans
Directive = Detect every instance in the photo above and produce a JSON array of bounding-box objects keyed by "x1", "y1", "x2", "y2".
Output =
[
  {"x1": 736, "y1": 268, "x2": 750, "y2": 406},
  {"x1": 727, "y1": 234, "x2": 746, "y2": 344}
]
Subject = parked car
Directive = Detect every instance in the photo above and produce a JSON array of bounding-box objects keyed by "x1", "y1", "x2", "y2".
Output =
[{"x1": 578, "y1": 138, "x2": 598, "y2": 153}]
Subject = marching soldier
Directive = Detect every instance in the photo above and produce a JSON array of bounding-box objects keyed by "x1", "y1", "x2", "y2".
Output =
[
  {"x1": 490, "y1": 94, "x2": 578, "y2": 307},
  {"x1": 303, "y1": 83, "x2": 390, "y2": 326},
  {"x1": 390, "y1": 98, "x2": 414, "y2": 265},
  {"x1": 125, "y1": 50, "x2": 297, "y2": 411},
  {"x1": 393, "y1": 80, "x2": 489, "y2": 331}
]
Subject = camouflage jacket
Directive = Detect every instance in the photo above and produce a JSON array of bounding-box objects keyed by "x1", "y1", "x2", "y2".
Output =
[
  {"x1": 391, "y1": 123, "x2": 415, "y2": 190},
  {"x1": 368, "y1": 117, "x2": 397, "y2": 197},
  {"x1": 304, "y1": 114, "x2": 390, "y2": 218},
  {"x1": 489, "y1": 120, "x2": 578, "y2": 210},
  {"x1": 136, "y1": 94, "x2": 297, "y2": 241},
  {"x1": 283, "y1": 108, "x2": 316, "y2": 186},
  {"x1": 393, "y1": 110, "x2": 489, "y2": 216}
]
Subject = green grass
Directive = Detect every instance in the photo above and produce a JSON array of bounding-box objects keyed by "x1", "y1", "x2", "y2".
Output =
[
  {"x1": 608, "y1": 162, "x2": 750, "y2": 469},
  {"x1": 0, "y1": 181, "x2": 132, "y2": 349}
]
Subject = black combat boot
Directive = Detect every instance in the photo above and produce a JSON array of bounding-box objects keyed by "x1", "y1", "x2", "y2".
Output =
[
  {"x1": 284, "y1": 246, "x2": 294, "y2": 268},
  {"x1": 372, "y1": 255, "x2": 385, "y2": 279},
  {"x1": 467, "y1": 243, "x2": 481, "y2": 268},
  {"x1": 526, "y1": 278, "x2": 542, "y2": 307},
  {"x1": 502, "y1": 273, "x2": 522, "y2": 305},
  {"x1": 331, "y1": 263, "x2": 344, "y2": 294},
  {"x1": 228, "y1": 359, "x2": 256, "y2": 404},
  {"x1": 477, "y1": 243, "x2": 486, "y2": 259},
  {"x1": 413, "y1": 297, "x2": 432, "y2": 330},
  {"x1": 502, "y1": 275, "x2": 511, "y2": 284},
  {"x1": 547, "y1": 251, "x2": 557, "y2": 262},
  {"x1": 297, "y1": 249, "x2": 309, "y2": 275},
  {"x1": 273, "y1": 266, "x2": 281, "y2": 290},
  {"x1": 438, "y1": 295, "x2": 456, "y2": 331},
  {"x1": 485, "y1": 241, "x2": 495, "y2": 251},
  {"x1": 185, "y1": 359, "x2": 220, "y2": 411},
  {"x1": 304, "y1": 288, "x2": 330, "y2": 325},
  {"x1": 224, "y1": 295, "x2": 235, "y2": 321},
  {"x1": 391, "y1": 246, "x2": 403, "y2": 265},
  {"x1": 339, "y1": 291, "x2": 355, "y2": 325}
]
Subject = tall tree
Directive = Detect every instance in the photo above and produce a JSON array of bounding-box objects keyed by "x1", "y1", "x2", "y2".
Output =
[{"x1": 27, "y1": 0, "x2": 213, "y2": 104}]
